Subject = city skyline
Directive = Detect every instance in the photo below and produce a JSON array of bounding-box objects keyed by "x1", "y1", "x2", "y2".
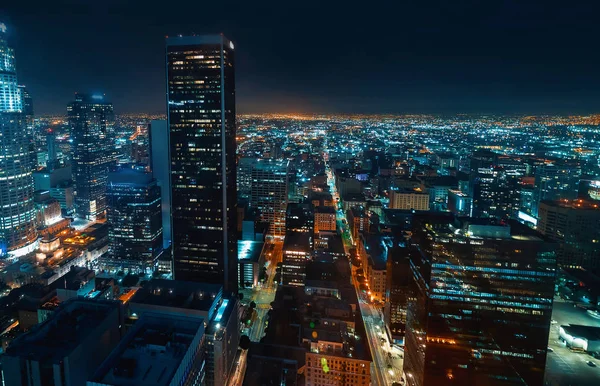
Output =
[
  {"x1": 2, "y1": 3, "x2": 600, "y2": 386},
  {"x1": 3, "y1": 0, "x2": 600, "y2": 115}
]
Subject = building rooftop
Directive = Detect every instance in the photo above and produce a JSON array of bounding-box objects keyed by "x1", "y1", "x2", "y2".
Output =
[
  {"x1": 238, "y1": 240, "x2": 264, "y2": 262},
  {"x1": 283, "y1": 231, "x2": 312, "y2": 253},
  {"x1": 315, "y1": 205, "x2": 336, "y2": 214},
  {"x1": 6, "y1": 299, "x2": 120, "y2": 362},
  {"x1": 129, "y1": 279, "x2": 222, "y2": 317},
  {"x1": 90, "y1": 313, "x2": 204, "y2": 386}
]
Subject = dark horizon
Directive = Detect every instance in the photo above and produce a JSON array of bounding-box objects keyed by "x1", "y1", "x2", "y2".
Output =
[{"x1": 3, "y1": 0, "x2": 600, "y2": 116}]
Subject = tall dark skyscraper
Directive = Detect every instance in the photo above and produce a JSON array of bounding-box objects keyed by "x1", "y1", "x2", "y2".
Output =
[
  {"x1": 0, "y1": 23, "x2": 37, "y2": 256},
  {"x1": 404, "y1": 215, "x2": 557, "y2": 386},
  {"x1": 67, "y1": 93, "x2": 114, "y2": 221},
  {"x1": 166, "y1": 35, "x2": 237, "y2": 292}
]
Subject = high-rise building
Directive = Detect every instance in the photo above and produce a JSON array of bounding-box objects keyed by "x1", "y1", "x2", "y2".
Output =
[
  {"x1": 384, "y1": 243, "x2": 412, "y2": 345},
  {"x1": 388, "y1": 188, "x2": 430, "y2": 211},
  {"x1": 0, "y1": 24, "x2": 37, "y2": 257},
  {"x1": 166, "y1": 35, "x2": 237, "y2": 292},
  {"x1": 471, "y1": 167, "x2": 520, "y2": 220},
  {"x1": 67, "y1": 93, "x2": 115, "y2": 221},
  {"x1": 0, "y1": 114, "x2": 38, "y2": 256},
  {"x1": 249, "y1": 158, "x2": 289, "y2": 239},
  {"x1": 285, "y1": 203, "x2": 314, "y2": 234},
  {"x1": 17, "y1": 84, "x2": 32, "y2": 117},
  {"x1": 237, "y1": 156, "x2": 255, "y2": 199},
  {"x1": 282, "y1": 231, "x2": 312, "y2": 286},
  {"x1": 0, "y1": 23, "x2": 22, "y2": 112},
  {"x1": 149, "y1": 119, "x2": 172, "y2": 249},
  {"x1": 104, "y1": 167, "x2": 163, "y2": 273},
  {"x1": 404, "y1": 216, "x2": 557, "y2": 386},
  {"x1": 532, "y1": 162, "x2": 581, "y2": 217},
  {"x1": 537, "y1": 199, "x2": 600, "y2": 272}
]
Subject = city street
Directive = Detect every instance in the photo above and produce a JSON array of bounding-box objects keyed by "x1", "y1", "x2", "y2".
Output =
[{"x1": 325, "y1": 151, "x2": 403, "y2": 386}]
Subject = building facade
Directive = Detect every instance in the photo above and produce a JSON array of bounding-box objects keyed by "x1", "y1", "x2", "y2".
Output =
[
  {"x1": 404, "y1": 217, "x2": 557, "y2": 386},
  {"x1": 105, "y1": 167, "x2": 163, "y2": 273},
  {"x1": 0, "y1": 25, "x2": 37, "y2": 256},
  {"x1": 389, "y1": 189, "x2": 430, "y2": 211},
  {"x1": 166, "y1": 35, "x2": 237, "y2": 292},
  {"x1": 537, "y1": 199, "x2": 600, "y2": 271},
  {"x1": 249, "y1": 159, "x2": 289, "y2": 239},
  {"x1": 68, "y1": 93, "x2": 115, "y2": 220}
]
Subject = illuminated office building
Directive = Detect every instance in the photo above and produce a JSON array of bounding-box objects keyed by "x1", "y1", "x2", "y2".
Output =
[
  {"x1": 0, "y1": 23, "x2": 37, "y2": 256},
  {"x1": 532, "y1": 162, "x2": 581, "y2": 217},
  {"x1": 538, "y1": 199, "x2": 600, "y2": 271},
  {"x1": 166, "y1": 34, "x2": 237, "y2": 292},
  {"x1": 0, "y1": 23, "x2": 22, "y2": 112},
  {"x1": 105, "y1": 167, "x2": 163, "y2": 273},
  {"x1": 249, "y1": 158, "x2": 289, "y2": 239},
  {"x1": 471, "y1": 167, "x2": 520, "y2": 220},
  {"x1": 67, "y1": 93, "x2": 115, "y2": 220},
  {"x1": 404, "y1": 216, "x2": 556, "y2": 386}
]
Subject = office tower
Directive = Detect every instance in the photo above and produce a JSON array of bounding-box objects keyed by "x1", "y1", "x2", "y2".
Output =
[
  {"x1": 128, "y1": 279, "x2": 239, "y2": 386},
  {"x1": 404, "y1": 216, "x2": 557, "y2": 386},
  {"x1": 285, "y1": 203, "x2": 314, "y2": 234},
  {"x1": 249, "y1": 159, "x2": 289, "y2": 239},
  {"x1": 384, "y1": 243, "x2": 411, "y2": 345},
  {"x1": 532, "y1": 162, "x2": 581, "y2": 217},
  {"x1": 166, "y1": 35, "x2": 237, "y2": 292},
  {"x1": 104, "y1": 167, "x2": 163, "y2": 273},
  {"x1": 537, "y1": 199, "x2": 600, "y2": 271},
  {"x1": 0, "y1": 24, "x2": 22, "y2": 112},
  {"x1": 17, "y1": 85, "x2": 33, "y2": 117},
  {"x1": 2, "y1": 299, "x2": 122, "y2": 386},
  {"x1": 149, "y1": 119, "x2": 172, "y2": 249},
  {"x1": 313, "y1": 205, "x2": 336, "y2": 234},
  {"x1": 0, "y1": 24, "x2": 37, "y2": 256},
  {"x1": 89, "y1": 313, "x2": 206, "y2": 386},
  {"x1": 388, "y1": 188, "x2": 430, "y2": 210},
  {"x1": 282, "y1": 231, "x2": 312, "y2": 286},
  {"x1": 68, "y1": 93, "x2": 115, "y2": 221},
  {"x1": 447, "y1": 189, "x2": 473, "y2": 216},
  {"x1": 471, "y1": 167, "x2": 520, "y2": 220},
  {"x1": 237, "y1": 156, "x2": 255, "y2": 199},
  {"x1": 46, "y1": 129, "x2": 57, "y2": 167}
]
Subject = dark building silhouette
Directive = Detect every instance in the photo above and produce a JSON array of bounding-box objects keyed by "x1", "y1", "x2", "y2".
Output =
[{"x1": 166, "y1": 35, "x2": 237, "y2": 292}]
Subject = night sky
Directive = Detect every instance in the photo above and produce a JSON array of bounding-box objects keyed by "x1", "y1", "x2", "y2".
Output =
[{"x1": 2, "y1": 0, "x2": 600, "y2": 115}]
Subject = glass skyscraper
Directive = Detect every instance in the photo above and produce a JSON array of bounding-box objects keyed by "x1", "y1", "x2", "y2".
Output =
[
  {"x1": 166, "y1": 35, "x2": 237, "y2": 292},
  {"x1": 0, "y1": 23, "x2": 37, "y2": 256},
  {"x1": 404, "y1": 215, "x2": 557, "y2": 386},
  {"x1": 67, "y1": 93, "x2": 115, "y2": 221},
  {"x1": 105, "y1": 167, "x2": 163, "y2": 273},
  {"x1": 249, "y1": 158, "x2": 289, "y2": 239}
]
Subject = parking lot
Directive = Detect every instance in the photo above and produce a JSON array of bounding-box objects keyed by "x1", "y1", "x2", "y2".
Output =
[{"x1": 544, "y1": 299, "x2": 600, "y2": 386}]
